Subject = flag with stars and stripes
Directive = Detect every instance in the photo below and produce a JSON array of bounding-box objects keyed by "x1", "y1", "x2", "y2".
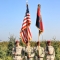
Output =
[{"x1": 20, "y1": 4, "x2": 32, "y2": 44}]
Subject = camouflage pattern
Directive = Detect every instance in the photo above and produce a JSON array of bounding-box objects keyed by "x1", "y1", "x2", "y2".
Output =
[
  {"x1": 45, "y1": 46, "x2": 55, "y2": 60},
  {"x1": 12, "y1": 46, "x2": 23, "y2": 60},
  {"x1": 25, "y1": 46, "x2": 35, "y2": 60},
  {"x1": 35, "y1": 46, "x2": 45, "y2": 60}
]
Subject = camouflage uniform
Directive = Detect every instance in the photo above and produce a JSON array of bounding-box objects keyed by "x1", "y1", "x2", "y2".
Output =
[
  {"x1": 34, "y1": 41, "x2": 45, "y2": 60},
  {"x1": 12, "y1": 41, "x2": 23, "y2": 60},
  {"x1": 25, "y1": 42, "x2": 35, "y2": 60},
  {"x1": 35, "y1": 46, "x2": 45, "y2": 60},
  {"x1": 45, "y1": 41, "x2": 55, "y2": 60}
]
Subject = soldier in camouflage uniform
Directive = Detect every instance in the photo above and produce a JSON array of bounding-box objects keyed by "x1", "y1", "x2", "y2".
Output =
[
  {"x1": 12, "y1": 40, "x2": 23, "y2": 60},
  {"x1": 35, "y1": 41, "x2": 45, "y2": 60},
  {"x1": 45, "y1": 40, "x2": 55, "y2": 60},
  {"x1": 25, "y1": 41, "x2": 35, "y2": 60}
]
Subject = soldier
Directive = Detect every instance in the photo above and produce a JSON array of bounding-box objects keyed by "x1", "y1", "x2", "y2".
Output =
[
  {"x1": 35, "y1": 41, "x2": 45, "y2": 60},
  {"x1": 45, "y1": 40, "x2": 55, "y2": 60},
  {"x1": 25, "y1": 41, "x2": 35, "y2": 60},
  {"x1": 12, "y1": 40, "x2": 23, "y2": 60}
]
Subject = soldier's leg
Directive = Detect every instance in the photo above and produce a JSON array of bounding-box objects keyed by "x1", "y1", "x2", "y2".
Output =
[
  {"x1": 28, "y1": 58, "x2": 34, "y2": 60},
  {"x1": 46, "y1": 58, "x2": 50, "y2": 60},
  {"x1": 31, "y1": 58, "x2": 34, "y2": 60},
  {"x1": 39, "y1": 58, "x2": 43, "y2": 60},
  {"x1": 46, "y1": 58, "x2": 49, "y2": 60},
  {"x1": 35, "y1": 56, "x2": 38, "y2": 60},
  {"x1": 46, "y1": 56, "x2": 51, "y2": 60},
  {"x1": 16, "y1": 56, "x2": 22, "y2": 60},
  {"x1": 28, "y1": 58, "x2": 32, "y2": 60},
  {"x1": 24, "y1": 56, "x2": 27, "y2": 60},
  {"x1": 38, "y1": 58, "x2": 40, "y2": 60},
  {"x1": 27, "y1": 57, "x2": 30, "y2": 60},
  {"x1": 29, "y1": 58, "x2": 32, "y2": 60},
  {"x1": 51, "y1": 58, "x2": 54, "y2": 60}
]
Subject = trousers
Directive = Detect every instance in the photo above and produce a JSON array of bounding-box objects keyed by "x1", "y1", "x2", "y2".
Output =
[
  {"x1": 35, "y1": 56, "x2": 43, "y2": 60},
  {"x1": 13, "y1": 56, "x2": 22, "y2": 60},
  {"x1": 46, "y1": 55, "x2": 55, "y2": 60}
]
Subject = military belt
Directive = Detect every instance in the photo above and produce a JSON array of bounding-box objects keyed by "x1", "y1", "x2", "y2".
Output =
[
  {"x1": 15, "y1": 54, "x2": 21, "y2": 56},
  {"x1": 47, "y1": 54, "x2": 53, "y2": 55},
  {"x1": 27, "y1": 57, "x2": 34, "y2": 58},
  {"x1": 38, "y1": 56, "x2": 43, "y2": 58}
]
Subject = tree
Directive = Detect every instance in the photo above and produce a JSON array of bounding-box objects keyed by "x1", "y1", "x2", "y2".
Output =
[
  {"x1": 0, "y1": 46, "x2": 6, "y2": 59},
  {"x1": 7, "y1": 35, "x2": 16, "y2": 56},
  {"x1": 0, "y1": 46, "x2": 3, "y2": 58}
]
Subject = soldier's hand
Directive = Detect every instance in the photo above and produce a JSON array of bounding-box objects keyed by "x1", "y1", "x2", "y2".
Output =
[
  {"x1": 14, "y1": 52, "x2": 16, "y2": 55},
  {"x1": 48, "y1": 52, "x2": 50, "y2": 54},
  {"x1": 28, "y1": 55, "x2": 30, "y2": 58}
]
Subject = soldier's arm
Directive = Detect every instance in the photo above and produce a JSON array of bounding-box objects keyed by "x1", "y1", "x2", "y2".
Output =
[
  {"x1": 44, "y1": 47, "x2": 49, "y2": 54},
  {"x1": 12, "y1": 47, "x2": 16, "y2": 55},
  {"x1": 25, "y1": 47, "x2": 28, "y2": 56}
]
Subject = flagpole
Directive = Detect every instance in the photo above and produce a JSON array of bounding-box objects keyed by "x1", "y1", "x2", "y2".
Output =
[
  {"x1": 26, "y1": 0, "x2": 30, "y2": 44},
  {"x1": 38, "y1": 30, "x2": 41, "y2": 42},
  {"x1": 26, "y1": 0, "x2": 28, "y2": 43},
  {"x1": 38, "y1": 30, "x2": 39, "y2": 42},
  {"x1": 38, "y1": 4, "x2": 41, "y2": 42}
]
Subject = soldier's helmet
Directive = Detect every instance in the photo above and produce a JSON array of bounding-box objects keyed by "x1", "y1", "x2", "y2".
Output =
[{"x1": 15, "y1": 40, "x2": 19, "y2": 44}]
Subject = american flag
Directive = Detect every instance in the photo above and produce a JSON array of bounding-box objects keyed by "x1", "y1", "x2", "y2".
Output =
[{"x1": 20, "y1": 4, "x2": 32, "y2": 44}]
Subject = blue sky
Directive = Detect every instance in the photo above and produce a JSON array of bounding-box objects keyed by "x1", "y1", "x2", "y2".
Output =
[{"x1": 0, "y1": 0, "x2": 60, "y2": 41}]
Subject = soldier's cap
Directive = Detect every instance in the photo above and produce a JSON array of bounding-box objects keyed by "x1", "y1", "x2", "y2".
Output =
[
  {"x1": 15, "y1": 40, "x2": 19, "y2": 44},
  {"x1": 47, "y1": 40, "x2": 51, "y2": 44}
]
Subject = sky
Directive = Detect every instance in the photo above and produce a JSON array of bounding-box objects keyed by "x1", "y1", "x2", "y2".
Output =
[{"x1": 0, "y1": 0, "x2": 60, "y2": 41}]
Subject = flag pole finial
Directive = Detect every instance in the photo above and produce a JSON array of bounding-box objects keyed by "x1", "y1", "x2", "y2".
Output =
[
  {"x1": 26, "y1": 0, "x2": 28, "y2": 6},
  {"x1": 38, "y1": 4, "x2": 41, "y2": 8}
]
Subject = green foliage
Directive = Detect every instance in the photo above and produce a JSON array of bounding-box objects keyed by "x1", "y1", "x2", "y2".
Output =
[
  {"x1": 0, "y1": 49, "x2": 3, "y2": 58},
  {"x1": 0, "y1": 45, "x2": 7, "y2": 60},
  {"x1": 7, "y1": 35, "x2": 16, "y2": 56},
  {"x1": 0, "y1": 40, "x2": 60, "y2": 60},
  {"x1": 30, "y1": 41, "x2": 36, "y2": 47},
  {"x1": 19, "y1": 38, "x2": 26, "y2": 46},
  {"x1": 7, "y1": 42, "x2": 13, "y2": 56},
  {"x1": 5, "y1": 56, "x2": 13, "y2": 60},
  {"x1": 52, "y1": 41, "x2": 60, "y2": 60}
]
